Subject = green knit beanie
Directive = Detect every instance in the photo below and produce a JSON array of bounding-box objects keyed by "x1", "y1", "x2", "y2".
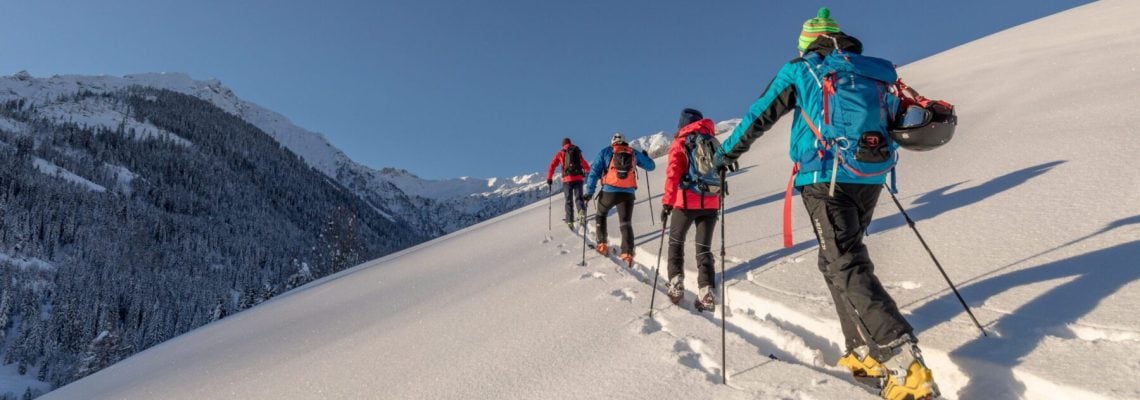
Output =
[{"x1": 798, "y1": 7, "x2": 840, "y2": 52}]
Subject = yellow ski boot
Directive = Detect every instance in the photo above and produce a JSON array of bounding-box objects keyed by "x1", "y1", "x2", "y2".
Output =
[
  {"x1": 837, "y1": 345, "x2": 884, "y2": 389},
  {"x1": 880, "y1": 340, "x2": 939, "y2": 400}
]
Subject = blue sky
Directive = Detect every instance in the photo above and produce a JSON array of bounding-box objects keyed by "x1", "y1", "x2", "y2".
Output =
[{"x1": 0, "y1": 0, "x2": 1091, "y2": 179}]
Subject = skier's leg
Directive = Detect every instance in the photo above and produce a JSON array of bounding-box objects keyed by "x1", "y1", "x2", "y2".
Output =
[
  {"x1": 693, "y1": 209, "x2": 718, "y2": 289},
  {"x1": 571, "y1": 181, "x2": 586, "y2": 214},
  {"x1": 616, "y1": 193, "x2": 635, "y2": 254},
  {"x1": 595, "y1": 192, "x2": 615, "y2": 244},
  {"x1": 667, "y1": 210, "x2": 693, "y2": 280},
  {"x1": 800, "y1": 183, "x2": 912, "y2": 352},
  {"x1": 562, "y1": 181, "x2": 575, "y2": 222}
]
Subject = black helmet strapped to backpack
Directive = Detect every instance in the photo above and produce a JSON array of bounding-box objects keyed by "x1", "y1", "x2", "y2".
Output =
[{"x1": 890, "y1": 81, "x2": 957, "y2": 152}]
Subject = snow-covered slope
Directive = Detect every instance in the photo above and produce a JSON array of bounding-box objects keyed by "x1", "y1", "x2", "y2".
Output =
[
  {"x1": 43, "y1": 1, "x2": 1140, "y2": 399},
  {"x1": 0, "y1": 71, "x2": 548, "y2": 238}
]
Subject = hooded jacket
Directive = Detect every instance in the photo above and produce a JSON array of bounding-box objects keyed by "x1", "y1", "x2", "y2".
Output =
[
  {"x1": 547, "y1": 143, "x2": 590, "y2": 183},
  {"x1": 662, "y1": 119, "x2": 720, "y2": 210},
  {"x1": 720, "y1": 33, "x2": 888, "y2": 187}
]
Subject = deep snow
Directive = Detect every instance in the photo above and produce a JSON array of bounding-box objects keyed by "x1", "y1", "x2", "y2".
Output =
[{"x1": 42, "y1": 1, "x2": 1140, "y2": 399}]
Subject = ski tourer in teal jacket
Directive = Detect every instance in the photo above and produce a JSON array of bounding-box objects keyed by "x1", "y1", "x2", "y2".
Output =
[{"x1": 720, "y1": 33, "x2": 890, "y2": 188}]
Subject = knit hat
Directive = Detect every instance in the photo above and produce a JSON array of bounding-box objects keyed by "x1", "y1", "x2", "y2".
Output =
[
  {"x1": 798, "y1": 7, "x2": 840, "y2": 53},
  {"x1": 562, "y1": 137, "x2": 571, "y2": 146},
  {"x1": 611, "y1": 132, "x2": 624, "y2": 144},
  {"x1": 678, "y1": 108, "x2": 704, "y2": 129}
]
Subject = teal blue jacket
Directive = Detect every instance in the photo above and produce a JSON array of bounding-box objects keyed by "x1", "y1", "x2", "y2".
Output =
[
  {"x1": 721, "y1": 37, "x2": 889, "y2": 187},
  {"x1": 584, "y1": 144, "x2": 656, "y2": 195}
]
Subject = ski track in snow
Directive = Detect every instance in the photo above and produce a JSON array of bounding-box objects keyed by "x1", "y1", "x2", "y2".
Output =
[{"x1": 557, "y1": 224, "x2": 877, "y2": 397}]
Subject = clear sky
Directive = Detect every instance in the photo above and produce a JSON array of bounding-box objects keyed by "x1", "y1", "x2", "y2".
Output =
[{"x1": 0, "y1": 0, "x2": 1091, "y2": 179}]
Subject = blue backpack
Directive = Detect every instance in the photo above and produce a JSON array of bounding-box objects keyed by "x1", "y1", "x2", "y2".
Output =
[
  {"x1": 799, "y1": 49, "x2": 900, "y2": 194},
  {"x1": 680, "y1": 134, "x2": 723, "y2": 195}
]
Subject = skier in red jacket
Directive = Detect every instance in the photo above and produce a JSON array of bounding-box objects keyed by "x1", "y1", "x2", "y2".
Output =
[
  {"x1": 547, "y1": 138, "x2": 591, "y2": 229},
  {"x1": 660, "y1": 108, "x2": 720, "y2": 312}
]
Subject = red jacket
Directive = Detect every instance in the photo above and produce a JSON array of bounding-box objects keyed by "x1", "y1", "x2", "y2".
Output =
[
  {"x1": 662, "y1": 119, "x2": 719, "y2": 210},
  {"x1": 547, "y1": 144, "x2": 590, "y2": 183}
]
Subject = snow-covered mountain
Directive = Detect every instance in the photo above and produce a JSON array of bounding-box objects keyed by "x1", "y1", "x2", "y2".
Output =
[
  {"x1": 39, "y1": 1, "x2": 1140, "y2": 399},
  {"x1": 627, "y1": 119, "x2": 741, "y2": 158},
  {"x1": 0, "y1": 84, "x2": 431, "y2": 397},
  {"x1": 0, "y1": 71, "x2": 549, "y2": 238}
]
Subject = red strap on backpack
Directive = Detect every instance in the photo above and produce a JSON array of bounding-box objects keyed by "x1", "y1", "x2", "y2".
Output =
[
  {"x1": 822, "y1": 74, "x2": 835, "y2": 125},
  {"x1": 783, "y1": 163, "x2": 799, "y2": 249},
  {"x1": 785, "y1": 110, "x2": 832, "y2": 249}
]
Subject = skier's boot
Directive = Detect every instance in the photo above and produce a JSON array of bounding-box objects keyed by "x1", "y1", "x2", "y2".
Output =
[
  {"x1": 694, "y1": 286, "x2": 716, "y2": 313},
  {"x1": 667, "y1": 276, "x2": 684, "y2": 305},
  {"x1": 879, "y1": 335, "x2": 939, "y2": 400},
  {"x1": 595, "y1": 243, "x2": 609, "y2": 256},
  {"x1": 619, "y1": 252, "x2": 634, "y2": 267},
  {"x1": 565, "y1": 220, "x2": 575, "y2": 230},
  {"x1": 837, "y1": 345, "x2": 884, "y2": 389}
]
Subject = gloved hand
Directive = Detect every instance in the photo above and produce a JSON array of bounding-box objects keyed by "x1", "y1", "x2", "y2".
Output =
[
  {"x1": 715, "y1": 158, "x2": 739, "y2": 173},
  {"x1": 641, "y1": 149, "x2": 650, "y2": 158},
  {"x1": 582, "y1": 192, "x2": 593, "y2": 202},
  {"x1": 660, "y1": 205, "x2": 673, "y2": 224},
  {"x1": 546, "y1": 179, "x2": 553, "y2": 186}
]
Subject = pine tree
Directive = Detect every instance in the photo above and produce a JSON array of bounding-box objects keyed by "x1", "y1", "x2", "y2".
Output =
[
  {"x1": 208, "y1": 298, "x2": 227, "y2": 323},
  {"x1": 74, "y1": 312, "x2": 131, "y2": 380},
  {"x1": 285, "y1": 259, "x2": 314, "y2": 290}
]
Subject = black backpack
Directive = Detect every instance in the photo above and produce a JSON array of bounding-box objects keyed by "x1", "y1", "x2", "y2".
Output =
[
  {"x1": 610, "y1": 145, "x2": 634, "y2": 179},
  {"x1": 563, "y1": 146, "x2": 584, "y2": 176}
]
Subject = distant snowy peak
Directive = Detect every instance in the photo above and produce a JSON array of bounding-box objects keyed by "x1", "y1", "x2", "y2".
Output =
[
  {"x1": 376, "y1": 167, "x2": 546, "y2": 200},
  {"x1": 0, "y1": 71, "x2": 347, "y2": 177},
  {"x1": 627, "y1": 119, "x2": 741, "y2": 158},
  {"x1": 0, "y1": 72, "x2": 538, "y2": 202}
]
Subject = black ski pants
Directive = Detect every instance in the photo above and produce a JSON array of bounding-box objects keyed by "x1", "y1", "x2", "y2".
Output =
[
  {"x1": 563, "y1": 181, "x2": 586, "y2": 222},
  {"x1": 595, "y1": 191, "x2": 635, "y2": 254},
  {"x1": 800, "y1": 183, "x2": 913, "y2": 356},
  {"x1": 667, "y1": 208, "x2": 718, "y2": 289}
]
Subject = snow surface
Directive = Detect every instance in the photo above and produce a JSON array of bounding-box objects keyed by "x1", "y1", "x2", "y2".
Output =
[
  {"x1": 32, "y1": 158, "x2": 107, "y2": 192},
  {"x1": 0, "y1": 253, "x2": 54, "y2": 272},
  {"x1": 104, "y1": 163, "x2": 137, "y2": 194},
  {"x1": 0, "y1": 363, "x2": 49, "y2": 399},
  {"x1": 44, "y1": 1, "x2": 1140, "y2": 399}
]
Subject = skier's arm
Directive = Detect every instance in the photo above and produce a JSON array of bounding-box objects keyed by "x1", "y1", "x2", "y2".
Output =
[
  {"x1": 547, "y1": 151, "x2": 563, "y2": 181},
  {"x1": 721, "y1": 63, "x2": 799, "y2": 163},
  {"x1": 635, "y1": 149, "x2": 656, "y2": 171},
  {"x1": 580, "y1": 154, "x2": 591, "y2": 175},
  {"x1": 584, "y1": 150, "x2": 607, "y2": 195},
  {"x1": 661, "y1": 140, "x2": 685, "y2": 207}
]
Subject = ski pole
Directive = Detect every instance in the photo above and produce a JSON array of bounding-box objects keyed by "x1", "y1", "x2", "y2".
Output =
[
  {"x1": 719, "y1": 170, "x2": 728, "y2": 385},
  {"x1": 579, "y1": 199, "x2": 589, "y2": 266},
  {"x1": 645, "y1": 169, "x2": 655, "y2": 225},
  {"x1": 648, "y1": 222, "x2": 668, "y2": 318},
  {"x1": 883, "y1": 184, "x2": 987, "y2": 337},
  {"x1": 547, "y1": 184, "x2": 552, "y2": 231}
]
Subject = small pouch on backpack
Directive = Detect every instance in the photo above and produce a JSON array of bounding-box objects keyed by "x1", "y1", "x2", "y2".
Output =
[{"x1": 854, "y1": 131, "x2": 891, "y2": 163}]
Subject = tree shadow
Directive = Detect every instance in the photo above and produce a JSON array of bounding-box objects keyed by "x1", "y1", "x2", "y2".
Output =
[
  {"x1": 909, "y1": 216, "x2": 1140, "y2": 399},
  {"x1": 869, "y1": 161, "x2": 1066, "y2": 234}
]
